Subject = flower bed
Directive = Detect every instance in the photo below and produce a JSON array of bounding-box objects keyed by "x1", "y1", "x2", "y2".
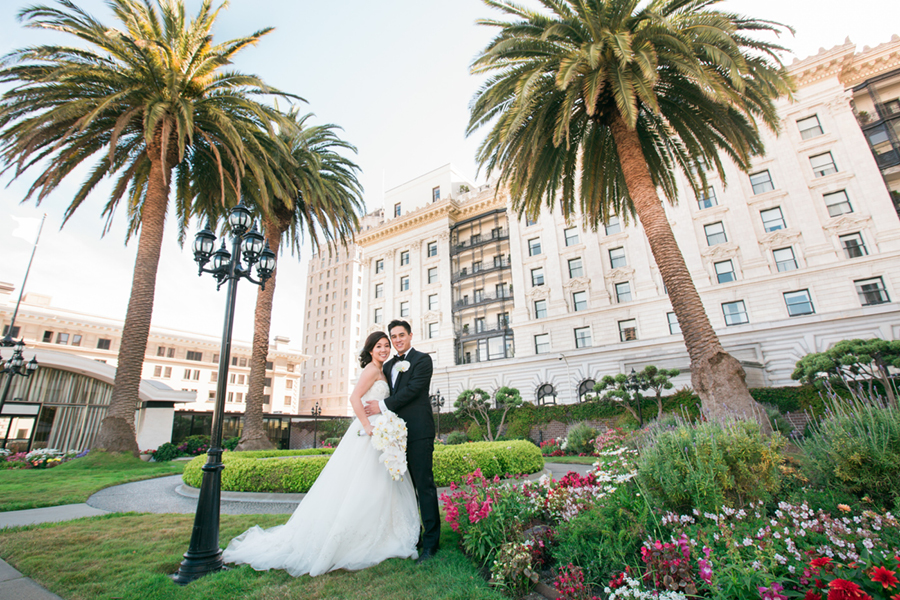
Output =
[
  {"x1": 0, "y1": 447, "x2": 87, "y2": 469},
  {"x1": 181, "y1": 441, "x2": 543, "y2": 492}
]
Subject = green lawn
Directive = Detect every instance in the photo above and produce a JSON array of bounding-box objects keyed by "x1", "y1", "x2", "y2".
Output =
[
  {"x1": 0, "y1": 514, "x2": 504, "y2": 600},
  {"x1": 0, "y1": 452, "x2": 185, "y2": 512},
  {"x1": 543, "y1": 456, "x2": 598, "y2": 465}
]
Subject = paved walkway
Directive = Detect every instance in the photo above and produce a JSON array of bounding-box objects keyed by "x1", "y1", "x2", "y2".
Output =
[{"x1": 0, "y1": 462, "x2": 593, "y2": 600}]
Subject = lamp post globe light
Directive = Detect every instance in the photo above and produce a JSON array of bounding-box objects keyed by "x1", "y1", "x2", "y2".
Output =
[
  {"x1": 172, "y1": 202, "x2": 275, "y2": 586},
  {"x1": 0, "y1": 340, "x2": 39, "y2": 448},
  {"x1": 311, "y1": 402, "x2": 322, "y2": 449},
  {"x1": 430, "y1": 389, "x2": 444, "y2": 439}
]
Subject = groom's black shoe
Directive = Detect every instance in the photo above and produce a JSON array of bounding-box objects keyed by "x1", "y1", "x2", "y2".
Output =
[{"x1": 415, "y1": 547, "x2": 438, "y2": 564}]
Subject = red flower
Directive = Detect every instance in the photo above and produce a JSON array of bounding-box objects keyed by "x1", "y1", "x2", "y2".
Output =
[
  {"x1": 805, "y1": 591, "x2": 823, "y2": 600},
  {"x1": 811, "y1": 557, "x2": 833, "y2": 568},
  {"x1": 827, "y1": 579, "x2": 872, "y2": 600},
  {"x1": 871, "y1": 566, "x2": 899, "y2": 590}
]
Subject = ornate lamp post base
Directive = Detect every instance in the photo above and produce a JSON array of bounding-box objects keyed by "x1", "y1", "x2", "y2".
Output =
[{"x1": 171, "y1": 456, "x2": 226, "y2": 584}]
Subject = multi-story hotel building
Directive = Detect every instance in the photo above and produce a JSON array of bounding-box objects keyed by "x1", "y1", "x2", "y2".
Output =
[
  {"x1": 0, "y1": 284, "x2": 307, "y2": 450},
  {"x1": 298, "y1": 244, "x2": 366, "y2": 416},
  {"x1": 354, "y1": 38, "x2": 900, "y2": 409}
]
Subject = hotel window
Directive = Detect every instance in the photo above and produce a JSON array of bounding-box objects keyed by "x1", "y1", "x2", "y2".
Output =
[
  {"x1": 839, "y1": 233, "x2": 867, "y2": 258},
  {"x1": 71, "y1": 334, "x2": 82, "y2": 347},
  {"x1": 572, "y1": 290, "x2": 588, "y2": 312},
  {"x1": 156, "y1": 346, "x2": 166, "y2": 357},
  {"x1": 183, "y1": 369, "x2": 192, "y2": 380},
  {"x1": 496, "y1": 282, "x2": 509, "y2": 298},
  {"x1": 855, "y1": 277, "x2": 890, "y2": 305},
  {"x1": 56, "y1": 333, "x2": 69, "y2": 344},
  {"x1": 264, "y1": 377, "x2": 272, "y2": 387},
  {"x1": 534, "y1": 299, "x2": 548, "y2": 319},
  {"x1": 574, "y1": 327, "x2": 592, "y2": 349},
  {"x1": 475, "y1": 317, "x2": 485, "y2": 333},
  {"x1": 210, "y1": 372, "x2": 217, "y2": 383},
  {"x1": 428, "y1": 322, "x2": 438, "y2": 338},
  {"x1": 375, "y1": 259, "x2": 384, "y2": 273},
  {"x1": 498, "y1": 312, "x2": 509, "y2": 328},
  {"x1": 568, "y1": 257, "x2": 584, "y2": 278},
  {"x1": 773, "y1": 247, "x2": 798, "y2": 272},
  {"x1": 394, "y1": 202, "x2": 401, "y2": 217},
  {"x1": 428, "y1": 294, "x2": 439, "y2": 310},
  {"x1": 153, "y1": 366, "x2": 162, "y2": 377},
  {"x1": 528, "y1": 238, "x2": 542, "y2": 256},
  {"x1": 704, "y1": 222, "x2": 727, "y2": 245},
  {"x1": 722, "y1": 300, "x2": 749, "y2": 326},
  {"x1": 784, "y1": 290, "x2": 815, "y2": 316},
  {"x1": 714, "y1": 260, "x2": 736, "y2": 284},
  {"x1": 697, "y1": 187, "x2": 717, "y2": 209},
  {"x1": 375, "y1": 283, "x2": 383, "y2": 298},
  {"x1": 760, "y1": 207, "x2": 786, "y2": 232},
  {"x1": 564, "y1": 227, "x2": 580, "y2": 246},
  {"x1": 472, "y1": 260, "x2": 482, "y2": 273},
  {"x1": 42, "y1": 330, "x2": 53, "y2": 343},
  {"x1": 534, "y1": 333, "x2": 551, "y2": 354},
  {"x1": 605, "y1": 216, "x2": 621, "y2": 235},
  {"x1": 797, "y1": 115, "x2": 823, "y2": 140},
  {"x1": 609, "y1": 247, "x2": 626, "y2": 268},
  {"x1": 618, "y1": 319, "x2": 637, "y2": 342},
  {"x1": 432, "y1": 186, "x2": 441, "y2": 202},
  {"x1": 531, "y1": 267, "x2": 545, "y2": 286},
  {"x1": 400, "y1": 301, "x2": 410, "y2": 318},
  {"x1": 186, "y1": 350, "x2": 202, "y2": 361},
  {"x1": 399, "y1": 276, "x2": 409, "y2": 291},
  {"x1": 615, "y1": 281, "x2": 632, "y2": 303},
  {"x1": 427, "y1": 241, "x2": 437, "y2": 257},
  {"x1": 525, "y1": 215, "x2": 537, "y2": 227},
  {"x1": 2, "y1": 325, "x2": 20, "y2": 338},
  {"x1": 400, "y1": 250, "x2": 409, "y2": 265},
  {"x1": 428, "y1": 267, "x2": 438, "y2": 284},
  {"x1": 207, "y1": 391, "x2": 216, "y2": 402},
  {"x1": 810, "y1": 152, "x2": 837, "y2": 178},
  {"x1": 97, "y1": 338, "x2": 111, "y2": 350},
  {"x1": 749, "y1": 170, "x2": 774, "y2": 194},
  {"x1": 374, "y1": 307, "x2": 383, "y2": 324},
  {"x1": 473, "y1": 288, "x2": 484, "y2": 303},
  {"x1": 667, "y1": 312, "x2": 681, "y2": 334},
  {"x1": 824, "y1": 190, "x2": 852, "y2": 217},
  {"x1": 163, "y1": 366, "x2": 172, "y2": 378}
]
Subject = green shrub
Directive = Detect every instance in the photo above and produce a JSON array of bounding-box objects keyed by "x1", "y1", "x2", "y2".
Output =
[
  {"x1": 223, "y1": 436, "x2": 240, "y2": 451},
  {"x1": 322, "y1": 438, "x2": 341, "y2": 447},
  {"x1": 182, "y1": 435, "x2": 210, "y2": 455},
  {"x1": 153, "y1": 442, "x2": 180, "y2": 462},
  {"x1": 433, "y1": 440, "x2": 543, "y2": 486},
  {"x1": 445, "y1": 431, "x2": 468, "y2": 445},
  {"x1": 467, "y1": 421, "x2": 485, "y2": 442},
  {"x1": 565, "y1": 422, "x2": 598, "y2": 455},
  {"x1": 800, "y1": 396, "x2": 900, "y2": 509},
  {"x1": 551, "y1": 483, "x2": 654, "y2": 586},
  {"x1": 637, "y1": 420, "x2": 785, "y2": 512},
  {"x1": 761, "y1": 403, "x2": 793, "y2": 436}
]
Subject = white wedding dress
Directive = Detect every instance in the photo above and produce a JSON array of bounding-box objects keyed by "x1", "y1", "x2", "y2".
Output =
[{"x1": 222, "y1": 380, "x2": 419, "y2": 576}]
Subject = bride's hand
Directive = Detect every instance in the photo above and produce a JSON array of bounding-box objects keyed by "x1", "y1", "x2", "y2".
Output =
[{"x1": 364, "y1": 423, "x2": 374, "y2": 436}]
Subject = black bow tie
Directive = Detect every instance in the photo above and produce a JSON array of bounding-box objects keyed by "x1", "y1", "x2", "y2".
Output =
[{"x1": 396, "y1": 354, "x2": 406, "y2": 362}]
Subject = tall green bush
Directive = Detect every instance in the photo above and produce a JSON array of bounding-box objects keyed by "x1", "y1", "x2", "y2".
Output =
[
  {"x1": 800, "y1": 396, "x2": 900, "y2": 509},
  {"x1": 565, "y1": 422, "x2": 598, "y2": 455},
  {"x1": 637, "y1": 420, "x2": 785, "y2": 512}
]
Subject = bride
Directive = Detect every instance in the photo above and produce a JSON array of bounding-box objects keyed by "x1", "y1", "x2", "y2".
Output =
[{"x1": 222, "y1": 331, "x2": 419, "y2": 576}]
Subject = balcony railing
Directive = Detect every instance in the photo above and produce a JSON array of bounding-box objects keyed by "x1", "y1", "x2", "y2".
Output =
[
  {"x1": 451, "y1": 257, "x2": 512, "y2": 282},
  {"x1": 453, "y1": 290, "x2": 513, "y2": 310},
  {"x1": 456, "y1": 322, "x2": 512, "y2": 341},
  {"x1": 450, "y1": 229, "x2": 509, "y2": 255}
]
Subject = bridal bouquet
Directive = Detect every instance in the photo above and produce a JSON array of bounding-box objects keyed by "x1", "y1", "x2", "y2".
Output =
[{"x1": 370, "y1": 411, "x2": 408, "y2": 481}]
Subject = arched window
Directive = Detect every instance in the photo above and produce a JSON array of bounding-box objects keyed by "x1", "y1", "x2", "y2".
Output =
[
  {"x1": 577, "y1": 379, "x2": 596, "y2": 403},
  {"x1": 536, "y1": 383, "x2": 557, "y2": 405}
]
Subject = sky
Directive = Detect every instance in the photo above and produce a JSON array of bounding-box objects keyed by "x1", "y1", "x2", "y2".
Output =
[{"x1": 0, "y1": 0, "x2": 898, "y2": 346}]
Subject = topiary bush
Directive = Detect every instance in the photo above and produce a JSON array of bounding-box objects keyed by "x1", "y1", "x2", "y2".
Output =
[
  {"x1": 800, "y1": 396, "x2": 900, "y2": 509},
  {"x1": 433, "y1": 440, "x2": 544, "y2": 486},
  {"x1": 565, "y1": 422, "x2": 598, "y2": 455},
  {"x1": 153, "y1": 442, "x2": 180, "y2": 462},
  {"x1": 637, "y1": 420, "x2": 785, "y2": 512},
  {"x1": 466, "y1": 421, "x2": 485, "y2": 442},
  {"x1": 445, "y1": 431, "x2": 468, "y2": 445}
]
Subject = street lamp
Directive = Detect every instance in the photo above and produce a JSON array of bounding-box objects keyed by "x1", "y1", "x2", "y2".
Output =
[
  {"x1": 172, "y1": 202, "x2": 276, "y2": 586},
  {"x1": 0, "y1": 341, "x2": 39, "y2": 448},
  {"x1": 430, "y1": 389, "x2": 445, "y2": 438},
  {"x1": 625, "y1": 368, "x2": 643, "y2": 428},
  {"x1": 311, "y1": 402, "x2": 322, "y2": 448}
]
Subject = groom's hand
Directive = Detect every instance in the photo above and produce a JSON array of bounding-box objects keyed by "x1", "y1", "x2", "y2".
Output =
[{"x1": 364, "y1": 400, "x2": 382, "y2": 416}]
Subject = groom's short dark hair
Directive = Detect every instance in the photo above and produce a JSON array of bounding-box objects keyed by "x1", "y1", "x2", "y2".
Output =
[{"x1": 387, "y1": 319, "x2": 411, "y2": 334}]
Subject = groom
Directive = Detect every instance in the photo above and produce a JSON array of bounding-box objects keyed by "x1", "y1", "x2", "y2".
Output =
[{"x1": 365, "y1": 319, "x2": 440, "y2": 563}]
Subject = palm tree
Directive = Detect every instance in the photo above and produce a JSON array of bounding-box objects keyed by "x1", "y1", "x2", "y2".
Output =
[
  {"x1": 0, "y1": 0, "x2": 296, "y2": 454},
  {"x1": 468, "y1": 0, "x2": 795, "y2": 431},
  {"x1": 235, "y1": 112, "x2": 363, "y2": 450}
]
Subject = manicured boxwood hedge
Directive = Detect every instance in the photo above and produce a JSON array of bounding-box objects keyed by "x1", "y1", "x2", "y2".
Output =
[{"x1": 181, "y1": 441, "x2": 543, "y2": 493}]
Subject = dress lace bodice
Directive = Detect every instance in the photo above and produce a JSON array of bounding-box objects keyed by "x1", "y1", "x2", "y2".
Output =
[{"x1": 361, "y1": 379, "x2": 389, "y2": 403}]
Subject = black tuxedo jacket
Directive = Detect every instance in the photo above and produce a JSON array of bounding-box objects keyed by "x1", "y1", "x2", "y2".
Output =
[{"x1": 382, "y1": 348, "x2": 434, "y2": 442}]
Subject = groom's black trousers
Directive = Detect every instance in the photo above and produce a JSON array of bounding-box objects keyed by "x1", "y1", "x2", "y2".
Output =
[{"x1": 406, "y1": 437, "x2": 440, "y2": 550}]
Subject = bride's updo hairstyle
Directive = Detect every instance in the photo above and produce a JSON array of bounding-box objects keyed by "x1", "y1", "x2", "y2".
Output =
[{"x1": 359, "y1": 331, "x2": 389, "y2": 368}]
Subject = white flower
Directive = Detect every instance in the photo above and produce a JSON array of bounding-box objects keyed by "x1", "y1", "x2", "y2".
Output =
[{"x1": 395, "y1": 360, "x2": 410, "y2": 373}]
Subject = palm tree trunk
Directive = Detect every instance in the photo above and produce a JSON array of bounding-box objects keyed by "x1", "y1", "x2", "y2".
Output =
[
  {"x1": 236, "y1": 220, "x2": 282, "y2": 451},
  {"x1": 93, "y1": 152, "x2": 171, "y2": 454},
  {"x1": 609, "y1": 114, "x2": 771, "y2": 434}
]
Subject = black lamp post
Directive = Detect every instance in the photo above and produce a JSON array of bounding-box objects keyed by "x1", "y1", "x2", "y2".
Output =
[
  {"x1": 430, "y1": 389, "x2": 445, "y2": 438},
  {"x1": 172, "y1": 202, "x2": 275, "y2": 586},
  {"x1": 0, "y1": 341, "x2": 39, "y2": 448},
  {"x1": 626, "y1": 368, "x2": 643, "y2": 428},
  {"x1": 311, "y1": 402, "x2": 321, "y2": 448}
]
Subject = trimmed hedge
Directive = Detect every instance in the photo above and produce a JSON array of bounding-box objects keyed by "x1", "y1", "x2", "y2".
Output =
[{"x1": 181, "y1": 441, "x2": 543, "y2": 492}]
